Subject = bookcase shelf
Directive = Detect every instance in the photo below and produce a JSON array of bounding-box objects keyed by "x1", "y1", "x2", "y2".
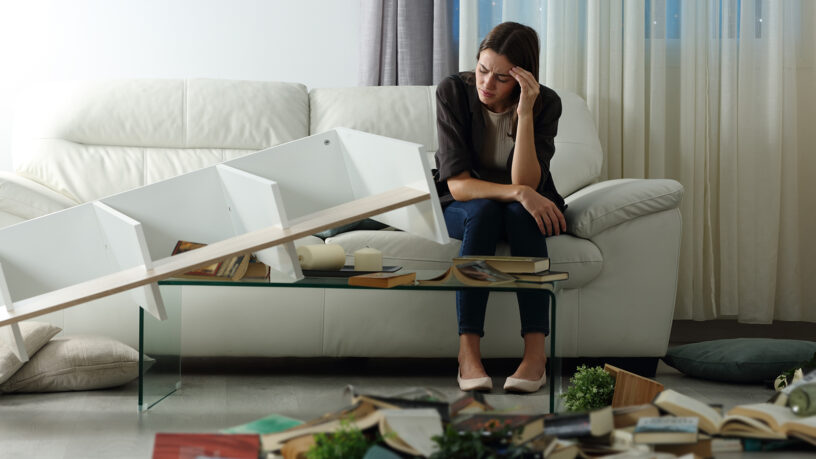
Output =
[{"x1": 0, "y1": 128, "x2": 448, "y2": 361}]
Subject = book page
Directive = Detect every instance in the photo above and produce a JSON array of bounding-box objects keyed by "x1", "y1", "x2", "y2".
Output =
[
  {"x1": 379, "y1": 409, "x2": 443, "y2": 457},
  {"x1": 718, "y1": 414, "x2": 785, "y2": 439},
  {"x1": 727, "y1": 403, "x2": 801, "y2": 432},
  {"x1": 653, "y1": 390, "x2": 722, "y2": 434}
]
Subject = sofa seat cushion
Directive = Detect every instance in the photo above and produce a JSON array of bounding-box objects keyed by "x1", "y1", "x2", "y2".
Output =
[{"x1": 326, "y1": 230, "x2": 602, "y2": 289}]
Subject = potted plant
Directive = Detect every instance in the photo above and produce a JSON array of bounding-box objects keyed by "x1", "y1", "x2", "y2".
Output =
[{"x1": 561, "y1": 365, "x2": 615, "y2": 412}]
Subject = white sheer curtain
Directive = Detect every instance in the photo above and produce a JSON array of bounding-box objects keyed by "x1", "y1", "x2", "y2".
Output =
[{"x1": 459, "y1": 0, "x2": 816, "y2": 323}]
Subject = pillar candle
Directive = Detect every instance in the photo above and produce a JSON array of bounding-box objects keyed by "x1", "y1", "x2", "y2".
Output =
[{"x1": 354, "y1": 247, "x2": 383, "y2": 271}]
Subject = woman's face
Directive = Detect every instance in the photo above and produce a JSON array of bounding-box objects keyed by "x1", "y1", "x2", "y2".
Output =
[{"x1": 476, "y1": 49, "x2": 517, "y2": 113}]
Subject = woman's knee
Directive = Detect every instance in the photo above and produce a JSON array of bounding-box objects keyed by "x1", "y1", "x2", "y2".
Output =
[
  {"x1": 464, "y1": 199, "x2": 505, "y2": 226},
  {"x1": 504, "y1": 202, "x2": 533, "y2": 223},
  {"x1": 504, "y1": 202, "x2": 542, "y2": 235}
]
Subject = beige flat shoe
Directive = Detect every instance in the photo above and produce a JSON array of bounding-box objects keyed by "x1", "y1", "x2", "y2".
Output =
[
  {"x1": 457, "y1": 368, "x2": 493, "y2": 392},
  {"x1": 503, "y1": 372, "x2": 547, "y2": 393}
]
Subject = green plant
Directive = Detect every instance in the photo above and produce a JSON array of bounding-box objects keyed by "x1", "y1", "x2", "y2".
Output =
[
  {"x1": 775, "y1": 352, "x2": 816, "y2": 390},
  {"x1": 561, "y1": 365, "x2": 615, "y2": 412},
  {"x1": 429, "y1": 423, "x2": 532, "y2": 459},
  {"x1": 306, "y1": 418, "x2": 377, "y2": 459}
]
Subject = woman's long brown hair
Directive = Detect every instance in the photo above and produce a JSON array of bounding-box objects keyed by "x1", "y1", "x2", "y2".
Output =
[{"x1": 476, "y1": 21, "x2": 542, "y2": 139}]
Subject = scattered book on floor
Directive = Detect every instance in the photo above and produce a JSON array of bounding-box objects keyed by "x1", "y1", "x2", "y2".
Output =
[
  {"x1": 741, "y1": 436, "x2": 816, "y2": 452},
  {"x1": 260, "y1": 399, "x2": 384, "y2": 452},
  {"x1": 545, "y1": 440, "x2": 582, "y2": 459},
  {"x1": 512, "y1": 270, "x2": 568, "y2": 283},
  {"x1": 653, "y1": 389, "x2": 816, "y2": 444},
  {"x1": 542, "y1": 405, "x2": 614, "y2": 439},
  {"x1": 377, "y1": 408, "x2": 444, "y2": 457},
  {"x1": 279, "y1": 434, "x2": 316, "y2": 459},
  {"x1": 453, "y1": 255, "x2": 550, "y2": 273},
  {"x1": 451, "y1": 260, "x2": 516, "y2": 286},
  {"x1": 449, "y1": 391, "x2": 494, "y2": 417},
  {"x1": 220, "y1": 413, "x2": 304, "y2": 435},
  {"x1": 351, "y1": 391, "x2": 450, "y2": 423},
  {"x1": 653, "y1": 433, "x2": 713, "y2": 457},
  {"x1": 347, "y1": 271, "x2": 416, "y2": 288},
  {"x1": 612, "y1": 403, "x2": 661, "y2": 429},
  {"x1": 453, "y1": 412, "x2": 548, "y2": 445},
  {"x1": 632, "y1": 416, "x2": 699, "y2": 444},
  {"x1": 653, "y1": 435, "x2": 744, "y2": 457},
  {"x1": 152, "y1": 432, "x2": 260, "y2": 459}
]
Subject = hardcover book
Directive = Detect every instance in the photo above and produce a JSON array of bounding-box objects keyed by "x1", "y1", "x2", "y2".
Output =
[
  {"x1": 152, "y1": 433, "x2": 260, "y2": 459},
  {"x1": 512, "y1": 270, "x2": 569, "y2": 283},
  {"x1": 453, "y1": 255, "x2": 549, "y2": 273},
  {"x1": 633, "y1": 416, "x2": 699, "y2": 444},
  {"x1": 453, "y1": 412, "x2": 547, "y2": 445},
  {"x1": 347, "y1": 271, "x2": 416, "y2": 288}
]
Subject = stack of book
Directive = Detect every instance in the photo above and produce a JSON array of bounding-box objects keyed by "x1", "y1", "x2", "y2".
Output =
[{"x1": 347, "y1": 255, "x2": 569, "y2": 288}]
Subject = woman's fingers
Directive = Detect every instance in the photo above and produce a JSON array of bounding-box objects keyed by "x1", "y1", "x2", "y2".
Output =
[
  {"x1": 556, "y1": 208, "x2": 567, "y2": 232},
  {"x1": 533, "y1": 213, "x2": 546, "y2": 235},
  {"x1": 512, "y1": 67, "x2": 538, "y2": 90}
]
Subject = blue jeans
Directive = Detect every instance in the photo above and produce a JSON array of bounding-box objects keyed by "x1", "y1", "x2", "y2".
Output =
[{"x1": 444, "y1": 199, "x2": 550, "y2": 337}]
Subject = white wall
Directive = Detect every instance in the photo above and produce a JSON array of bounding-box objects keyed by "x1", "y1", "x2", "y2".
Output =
[{"x1": 0, "y1": 0, "x2": 361, "y2": 171}]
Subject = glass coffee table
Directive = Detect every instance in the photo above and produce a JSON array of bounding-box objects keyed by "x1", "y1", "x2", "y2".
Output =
[{"x1": 138, "y1": 272, "x2": 563, "y2": 412}]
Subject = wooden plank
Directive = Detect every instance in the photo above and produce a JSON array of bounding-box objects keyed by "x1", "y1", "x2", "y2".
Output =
[
  {"x1": 0, "y1": 186, "x2": 429, "y2": 327},
  {"x1": 605, "y1": 363, "x2": 665, "y2": 407}
]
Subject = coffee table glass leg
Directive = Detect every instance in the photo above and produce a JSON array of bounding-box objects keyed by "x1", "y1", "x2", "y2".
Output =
[
  {"x1": 138, "y1": 285, "x2": 183, "y2": 411},
  {"x1": 548, "y1": 290, "x2": 561, "y2": 413}
]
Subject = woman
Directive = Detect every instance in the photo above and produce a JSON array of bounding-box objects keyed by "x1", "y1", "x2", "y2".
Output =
[{"x1": 434, "y1": 22, "x2": 566, "y2": 393}]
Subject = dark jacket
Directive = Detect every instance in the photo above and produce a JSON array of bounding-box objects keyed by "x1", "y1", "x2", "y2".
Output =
[{"x1": 434, "y1": 72, "x2": 566, "y2": 211}]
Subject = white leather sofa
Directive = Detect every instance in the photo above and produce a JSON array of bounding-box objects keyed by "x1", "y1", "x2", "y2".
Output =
[{"x1": 4, "y1": 79, "x2": 683, "y2": 363}]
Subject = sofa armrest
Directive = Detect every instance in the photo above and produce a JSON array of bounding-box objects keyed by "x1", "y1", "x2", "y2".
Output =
[
  {"x1": 565, "y1": 178, "x2": 684, "y2": 238},
  {"x1": 0, "y1": 171, "x2": 78, "y2": 223}
]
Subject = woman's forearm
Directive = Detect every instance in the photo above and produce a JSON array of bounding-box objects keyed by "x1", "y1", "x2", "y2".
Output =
[
  {"x1": 448, "y1": 174, "x2": 524, "y2": 202},
  {"x1": 511, "y1": 113, "x2": 541, "y2": 188}
]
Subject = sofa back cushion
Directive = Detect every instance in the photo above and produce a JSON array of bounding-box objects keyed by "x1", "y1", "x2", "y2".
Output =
[
  {"x1": 310, "y1": 86, "x2": 438, "y2": 154},
  {"x1": 13, "y1": 79, "x2": 309, "y2": 202},
  {"x1": 550, "y1": 90, "x2": 603, "y2": 196},
  {"x1": 309, "y1": 86, "x2": 602, "y2": 197}
]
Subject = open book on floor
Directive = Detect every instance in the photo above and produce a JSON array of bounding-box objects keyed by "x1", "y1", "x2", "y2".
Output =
[
  {"x1": 261, "y1": 399, "x2": 443, "y2": 457},
  {"x1": 654, "y1": 389, "x2": 816, "y2": 445}
]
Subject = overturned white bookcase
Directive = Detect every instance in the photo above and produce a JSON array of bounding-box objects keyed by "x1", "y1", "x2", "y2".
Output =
[{"x1": 0, "y1": 128, "x2": 449, "y2": 361}]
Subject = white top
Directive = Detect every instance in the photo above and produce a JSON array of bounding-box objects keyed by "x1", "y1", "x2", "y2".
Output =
[{"x1": 480, "y1": 105, "x2": 515, "y2": 182}]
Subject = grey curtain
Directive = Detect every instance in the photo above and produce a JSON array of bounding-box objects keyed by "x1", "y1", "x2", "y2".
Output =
[{"x1": 359, "y1": 0, "x2": 458, "y2": 86}]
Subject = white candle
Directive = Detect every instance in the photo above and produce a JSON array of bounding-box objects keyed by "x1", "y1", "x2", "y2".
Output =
[{"x1": 354, "y1": 247, "x2": 383, "y2": 271}]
